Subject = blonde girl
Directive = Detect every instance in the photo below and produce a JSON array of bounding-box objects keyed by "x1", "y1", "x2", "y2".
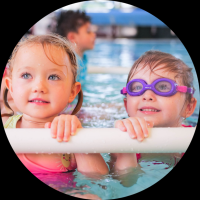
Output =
[{"x1": 2, "y1": 34, "x2": 108, "y2": 175}]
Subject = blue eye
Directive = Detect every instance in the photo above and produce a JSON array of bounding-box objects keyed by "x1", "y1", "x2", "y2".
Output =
[
  {"x1": 22, "y1": 73, "x2": 31, "y2": 79},
  {"x1": 132, "y1": 86, "x2": 142, "y2": 91},
  {"x1": 155, "y1": 81, "x2": 172, "y2": 92},
  {"x1": 158, "y1": 84, "x2": 171, "y2": 91},
  {"x1": 49, "y1": 74, "x2": 60, "y2": 80},
  {"x1": 136, "y1": 86, "x2": 142, "y2": 90},
  {"x1": 159, "y1": 85, "x2": 167, "y2": 90},
  {"x1": 130, "y1": 82, "x2": 143, "y2": 92}
]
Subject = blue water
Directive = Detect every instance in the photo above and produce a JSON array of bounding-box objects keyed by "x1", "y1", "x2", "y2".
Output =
[
  {"x1": 85, "y1": 38, "x2": 197, "y2": 68},
  {"x1": 35, "y1": 153, "x2": 177, "y2": 199},
  {"x1": 36, "y1": 39, "x2": 199, "y2": 199}
]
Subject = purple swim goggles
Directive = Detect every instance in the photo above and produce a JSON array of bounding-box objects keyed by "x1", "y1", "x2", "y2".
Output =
[{"x1": 121, "y1": 78, "x2": 194, "y2": 97}]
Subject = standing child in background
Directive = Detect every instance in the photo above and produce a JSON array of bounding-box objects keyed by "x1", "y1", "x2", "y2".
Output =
[
  {"x1": 2, "y1": 34, "x2": 108, "y2": 177},
  {"x1": 113, "y1": 50, "x2": 197, "y2": 180},
  {"x1": 56, "y1": 10, "x2": 96, "y2": 82}
]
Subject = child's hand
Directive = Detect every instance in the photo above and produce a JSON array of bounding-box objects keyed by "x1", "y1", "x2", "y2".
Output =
[
  {"x1": 45, "y1": 115, "x2": 82, "y2": 142},
  {"x1": 115, "y1": 117, "x2": 153, "y2": 142}
]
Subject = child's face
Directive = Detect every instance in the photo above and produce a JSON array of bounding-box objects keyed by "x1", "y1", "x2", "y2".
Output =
[
  {"x1": 6, "y1": 44, "x2": 80, "y2": 119},
  {"x1": 75, "y1": 22, "x2": 96, "y2": 52},
  {"x1": 124, "y1": 65, "x2": 191, "y2": 127}
]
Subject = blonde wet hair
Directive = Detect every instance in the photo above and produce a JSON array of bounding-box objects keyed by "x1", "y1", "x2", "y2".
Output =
[{"x1": 2, "y1": 33, "x2": 83, "y2": 117}]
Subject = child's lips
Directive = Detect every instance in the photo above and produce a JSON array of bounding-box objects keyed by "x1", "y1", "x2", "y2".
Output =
[
  {"x1": 29, "y1": 98, "x2": 50, "y2": 105},
  {"x1": 139, "y1": 107, "x2": 161, "y2": 114}
]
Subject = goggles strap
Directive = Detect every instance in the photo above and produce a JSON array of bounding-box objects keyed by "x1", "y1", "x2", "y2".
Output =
[
  {"x1": 121, "y1": 87, "x2": 127, "y2": 95},
  {"x1": 176, "y1": 86, "x2": 194, "y2": 94}
]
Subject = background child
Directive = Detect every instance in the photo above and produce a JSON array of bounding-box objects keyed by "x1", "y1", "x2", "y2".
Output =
[
  {"x1": 113, "y1": 50, "x2": 197, "y2": 180},
  {"x1": 56, "y1": 10, "x2": 96, "y2": 82},
  {"x1": 2, "y1": 34, "x2": 108, "y2": 176}
]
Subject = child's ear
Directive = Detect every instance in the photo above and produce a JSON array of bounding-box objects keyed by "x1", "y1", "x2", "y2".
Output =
[
  {"x1": 67, "y1": 32, "x2": 77, "y2": 43},
  {"x1": 4, "y1": 77, "x2": 13, "y2": 97},
  {"x1": 123, "y1": 98, "x2": 128, "y2": 113},
  {"x1": 68, "y1": 82, "x2": 81, "y2": 103},
  {"x1": 184, "y1": 97, "x2": 197, "y2": 118}
]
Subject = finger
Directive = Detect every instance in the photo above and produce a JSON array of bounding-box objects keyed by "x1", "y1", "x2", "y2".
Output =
[
  {"x1": 63, "y1": 119, "x2": 71, "y2": 142},
  {"x1": 128, "y1": 118, "x2": 144, "y2": 141},
  {"x1": 78, "y1": 122, "x2": 83, "y2": 128},
  {"x1": 144, "y1": 117, "x2": 154, "y2": 128},
  {"x1": 57, "y1": 118, "x2": 65, "y2": 142},
  {"x1": 123, "y1": 119, "x2": 137, "y2": 139},
  {"x1": 71, "y1": 116, "x2": 78, "y2": 135},
  {"x1": 71, "y1": 117, "x2": 82, "y2": 134},
  {"x1": 51, "y1": 117, "x2": 59, "y2": 138},
  {"x1": 137, "y1": 118, "x2": 149, "y2": 138},
  {"x1": 45, "y1": 122, "x2": 51, "y2": 129},
  {"x1": 146, "y1": 121, "x2": 154, "y2": 128},
  {"x1": 115, "y1": 120, "x2": 127, "y2": 132},
  {"x1": 77, "y1": 118, "x2": 83, "y2": 128}
]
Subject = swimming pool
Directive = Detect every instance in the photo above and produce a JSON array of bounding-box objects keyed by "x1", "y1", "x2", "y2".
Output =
[{"x1": 35, "y1": 39, "x2": 199, "y2": 199}]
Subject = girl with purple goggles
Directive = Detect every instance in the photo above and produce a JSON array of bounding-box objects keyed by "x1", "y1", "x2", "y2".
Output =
[{"x1": 121, "y1": 78, "x2": 195, "y2": 97}]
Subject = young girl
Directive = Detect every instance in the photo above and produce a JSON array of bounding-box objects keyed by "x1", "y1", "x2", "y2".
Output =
[
  {"x1": 2, "y1": 34, "x2": 108, "y2": 175},
  {"x1": 113, "y1": 50, "x2": 197, "y2": 173}
]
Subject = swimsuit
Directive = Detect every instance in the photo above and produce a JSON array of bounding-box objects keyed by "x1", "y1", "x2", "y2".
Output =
[{"x1": 4, "y1": 115, "x2": 77, "y2": 173}]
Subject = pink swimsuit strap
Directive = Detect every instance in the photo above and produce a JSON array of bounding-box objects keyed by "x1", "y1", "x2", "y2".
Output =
[{"x1": 181, "y1": 124, "x2": 193, "y2": 127}]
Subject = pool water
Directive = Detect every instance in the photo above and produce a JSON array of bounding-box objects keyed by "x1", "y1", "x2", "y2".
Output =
[
  {"x1": 34, "y1": 153, "x2": 178, "y2": 199},
  {"x1": 35, "y1": 39, "x2": 199, "y2": 199},
  {"x1": 86, "y1": 38, "x2": 198, "y2": 69}
]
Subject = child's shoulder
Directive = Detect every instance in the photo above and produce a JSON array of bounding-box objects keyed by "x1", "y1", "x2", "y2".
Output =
[
  {"x1": 1, "y1": 115, "x2": 10, "y2": 125},
  {"x1": 2, "y1": 114, "x2": 22, "y2": 128}
]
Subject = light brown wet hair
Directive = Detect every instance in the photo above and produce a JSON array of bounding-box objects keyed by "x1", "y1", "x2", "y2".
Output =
[
  {"x1": 127, "y1": 50, "x2": 195, "y2": 104},
  {"x1": 1, "y1": 33, "x2": 83, "y2": 117}
]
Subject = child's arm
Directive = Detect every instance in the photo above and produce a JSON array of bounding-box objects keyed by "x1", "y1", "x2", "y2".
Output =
[
  {"x1": 110, "y1": 153, "x2": 137, "y2": 171},
  {"x1": 112, "y1": 117, "x2": 153, "y2": 171},
  {"x1": 74, "y1": 153, "x2": 109, "y2": 175}
]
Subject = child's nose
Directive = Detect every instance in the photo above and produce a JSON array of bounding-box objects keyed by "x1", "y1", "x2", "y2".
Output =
[
  {"x1": 92, "y1": 32, "x2": 96, "y2": 39},
  {"x1": 32, "y1": 79, "x2": 48, "y2": 93},
  {"x1": 142, "y1": 90, "x2": 156, "y2": 101}
]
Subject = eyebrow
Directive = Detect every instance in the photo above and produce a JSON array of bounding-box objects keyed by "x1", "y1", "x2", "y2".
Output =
[
  {"x1": 16, "y1": 66, "x2": 67, "y2": 75},
  {"x1": 16, "y1": 66, "x2": 33, "y2": 72}
]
